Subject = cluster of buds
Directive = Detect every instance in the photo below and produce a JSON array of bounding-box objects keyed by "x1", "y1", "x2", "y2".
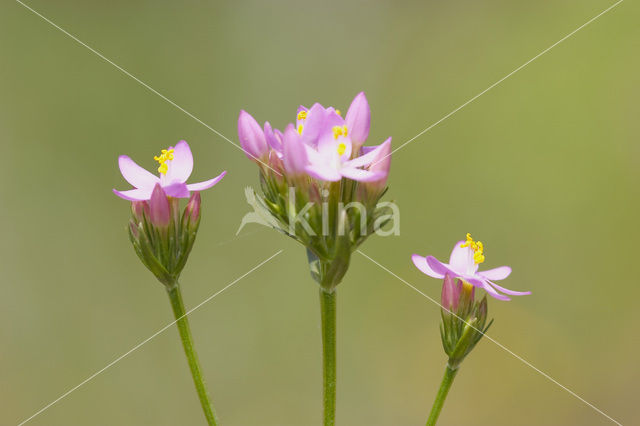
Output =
[
  {"x1": 439, "y1": 274, "x2": 492, "y2": 370},
  {"x1": 128, "y1": 185, "x2": 201, "y2": 288},
  {"x1": 238, "y1": 93, "x2": 394, "y2": 291}
]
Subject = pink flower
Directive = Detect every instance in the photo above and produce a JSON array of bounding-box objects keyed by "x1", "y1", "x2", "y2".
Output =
[
  {"x1": 412, "y1": 234, "x2": 531, "y2": 301},
  {"x1": 113, "y1": 140, "x2": 226, "y2": 201}
]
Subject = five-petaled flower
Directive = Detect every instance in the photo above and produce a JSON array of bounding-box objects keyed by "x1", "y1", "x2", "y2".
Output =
[
  {"x1": 412, "y1": 233, "x2": 531, "y2": 301},
  {"x1": 113, "y1": 140, "x2": 226, "y2": 201}
]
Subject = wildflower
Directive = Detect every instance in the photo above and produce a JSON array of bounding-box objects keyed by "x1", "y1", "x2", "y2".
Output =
[
  {"x1": 113, "y1": 140, "x2": 226, "y2": 201},
  {"x1": 114, "y1": 142, "x2": 224, "y2": 424},
  {"x1": 412, "y1": 233, "x2": 531, "y2": 300}
]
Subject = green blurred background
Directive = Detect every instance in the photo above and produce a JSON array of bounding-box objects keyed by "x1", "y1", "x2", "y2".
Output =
[{"x1": 1, "y1": 0, "x2": 637, "y2": 424}]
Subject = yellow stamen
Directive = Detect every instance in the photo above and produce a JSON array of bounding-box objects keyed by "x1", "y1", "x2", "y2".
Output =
[
  {"x1": 335, "y1": 109, "x2": 341, "y2": 116},
  {"x1": 460, "y1": 233, "x2": 485, "y2": 264},
  {"x1": 297, "y1": 110, "x2": 307, "y2": 121},
  {"x1": 332, "y1": 125, "x2": 348, "y2": 139},
  {"x1": 337, "y1": 142, "x2": 346, "y2": 156},
  {"x1": 153, "y1": 148, "x2": 174, "y2": 175},
  {"x1": 297, "y1": 124, "x2": 304, "y2": 135}
]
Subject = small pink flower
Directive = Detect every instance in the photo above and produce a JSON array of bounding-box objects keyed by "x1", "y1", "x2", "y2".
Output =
[
  {"x1": 412, "y1": 234, "x2": 531, "y2": 301},
  {"x1": 113, "y1": 140, "x2": 226, "y2": 201}
]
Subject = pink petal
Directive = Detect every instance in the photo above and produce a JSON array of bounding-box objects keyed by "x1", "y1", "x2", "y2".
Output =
[
  {"x1": 488, "y1": 280, "x2": 531, "y2": 296},
  {"x1": 344, "y1": 138, "x2": 389, "y2": 168},
  {"x1": 186, "y1": 171, "x2": 227, "y2": 191},
  {"x1": 165, "y1": 140, "x2": 193, "y2": 184},
  {"x1": 411, "y1": 254, "x2": 444, "y2": 279},
  {"x1": 339, "y1": 167, "x2": 385, "y2": 182},
  {"x1": 449, "y1": 241, "x2": 473, "y2": 271},
  {"x1": 305, "y1": 164, "x2": 342, "y2": 181},
  {"x1": 426, "y1": 256, "x2": 456, "y2": 277},
  {"x1": 118, "y1": 155, "x2": 159, "y2": 189},
  {"x1": 162, "y1": 182, "x2": 190, "y2": 198},
  {"x1": 113, "y1": 187, "x2": 153, "y2": 201},
  {"x1": 283, "y1": 124, "x2": 308, "y2": 174},
  {"x1": 479, "y1": 266, "x2": 512, "y2": 281},
  {"x1": 301, "y1": 103, "x2": 327, "y2": 147},
  {"x1": 467, "y1": 277, "x2": 511, "y2": 301}
]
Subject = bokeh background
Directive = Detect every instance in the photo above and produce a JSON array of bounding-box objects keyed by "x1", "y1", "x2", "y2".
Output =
[{"x1": 1, "y1": 0, "x2": 638, "y2": 425}]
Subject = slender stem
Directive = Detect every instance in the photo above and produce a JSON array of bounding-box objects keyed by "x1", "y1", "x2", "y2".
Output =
[
  {"x1": 167, "y1": 285, "x2": 219, "y2": 426},
  {"x1": 320, "y1": 288, "x2": 337, "y2": 426},
  {"x1": 426, "y1": 365, "x2": 458, "y2": 426}
]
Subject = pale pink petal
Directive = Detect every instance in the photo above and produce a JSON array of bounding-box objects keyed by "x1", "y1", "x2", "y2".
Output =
[
  {"x1": 186, "y1": 171, "x2": 227, "y2": 191},
  {"x1": 305, "y1": 164, "x2": 342, "y2": 181},
  {"x1": 162, "y1": 182, "x2": 190, "y2": 198},
  {"x1": 467, "y1": 277, "x2": 511, "y2": 301},
  {"x1": 165, "y1": 140, "x2": 193, "y2": 183},
  {"x1": 344, "y1": 138, "x2": 390, "y2": 168},
  {"x1": 412, "y1": 254, "x2": 444, "y2": 279},
  {"x1": 426, "y1": 256, "x2": 456, "y2": 277},
  {"x1": 339, "y1": 167, "x2": 385, "y2": 182},
  {"x1": 113, "y1": 187, "x2": 153, "y2": 201},
  {"x1": 488, "y1": 280, "x2": 531, "y2": 296},
  {"x1": 118, "y1": 155, "x2": 159, "y2": 189},
  {"x1": 479, "y1": 266, "x2": 512, "y2": 281},
  {"x1": 449, "y1": 241, "x2": 472, "y2": 271}
]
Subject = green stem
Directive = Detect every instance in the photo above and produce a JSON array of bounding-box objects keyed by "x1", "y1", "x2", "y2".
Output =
[
  {"x1": 426, "y1": 365, "x2": 458, "y2": 426},
  {"x1": 167, "y1": 285, "x2": 219, "y2": 426},
  {"x1": 320, "y1": 288, "x2": 337, "y2": 426}
]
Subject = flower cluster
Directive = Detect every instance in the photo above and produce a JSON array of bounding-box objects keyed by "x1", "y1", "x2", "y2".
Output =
[
  {"x1": 238, "y1": 93, "x2": 393, "y2": 290},
  {"x1": 114, "y1": 141, "x2": 226, "y2": 287}
]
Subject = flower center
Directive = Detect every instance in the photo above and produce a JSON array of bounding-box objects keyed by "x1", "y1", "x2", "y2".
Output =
[
  {"x1": 154, "y1": 148, "x2": 174, "y2": 175},
  {"x1": 332, "y1": 125, "x2": 348, "y2": 140},
  {"x1": 337, "y1": 142, "x2": 347, "y2": 156},
  {"x1": 461, "y1": 233, "x2": 485, "y2": 264}
]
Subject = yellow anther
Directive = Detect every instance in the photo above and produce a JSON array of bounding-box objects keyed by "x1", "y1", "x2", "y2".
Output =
[
  {"x1": 297, "y1": 124, "x2": 304, "y2": 135},
  {"x1": 335, "y1": 109, "x2": 341, "y2": 116},
  {"x1": 153, "y1": 148, "x2": 174, "y2": 175},
  {"x1": 297, "y1": 110, "x2": 307, "y2": 121},
  {"x1": 332, "y1": 125, "x2": 348, "y2": 139},
  {"x1": 337, "y1": 142, "x2": 347, "y2": 156},
  {"x1": 461, "y1": 233, "x2": 485, "y2": 264}
]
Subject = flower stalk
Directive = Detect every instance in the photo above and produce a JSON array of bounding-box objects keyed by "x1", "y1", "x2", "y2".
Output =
[
  {"x1": 320, "y1": 289, "x2": 337, "y2": 426},
  {"x1": 425, "y1": 366, "x2": 458, "y2": 426},
  {"x1": 167, "y1": 284, "x2": 219, "y2": 426}
]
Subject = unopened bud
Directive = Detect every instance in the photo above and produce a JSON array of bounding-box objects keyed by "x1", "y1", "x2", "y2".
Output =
[{"x1": 149, "y1": 184, "x2": 170, "y2": 228}]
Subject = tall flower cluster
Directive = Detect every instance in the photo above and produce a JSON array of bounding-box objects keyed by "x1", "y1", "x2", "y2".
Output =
[{"x1": 238, "y1": 92, "x2": 393, "y2": 290}]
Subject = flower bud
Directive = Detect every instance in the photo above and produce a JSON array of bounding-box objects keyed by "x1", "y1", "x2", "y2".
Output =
[
  {"x1": 149, "y1": 184, "x2": 170, "y2": 228},
  {"x1": 183, "y1": 192, "x2": 201, "y2": 233},
  {"x1": 441, "y1": 273, "x2": 459, "y2": 312}
]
